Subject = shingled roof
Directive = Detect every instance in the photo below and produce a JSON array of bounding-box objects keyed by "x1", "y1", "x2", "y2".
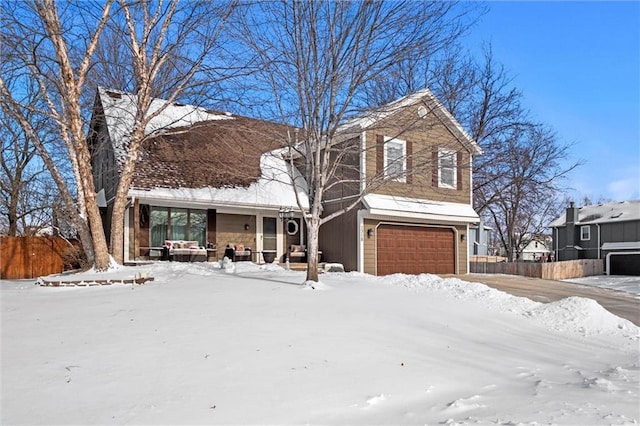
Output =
[{"x1": 132, "y1": 114, "x2": 294, "y2": 190}]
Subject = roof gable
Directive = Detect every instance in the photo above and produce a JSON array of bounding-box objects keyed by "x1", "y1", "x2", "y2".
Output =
[{"x1": 338, "y1": 88, "x2": 482, "y2": 155}]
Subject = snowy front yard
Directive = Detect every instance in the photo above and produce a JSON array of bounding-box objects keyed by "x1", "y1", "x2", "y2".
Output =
[{"x1": 2, "y1": 262, "x2": 638, "y2": 425}]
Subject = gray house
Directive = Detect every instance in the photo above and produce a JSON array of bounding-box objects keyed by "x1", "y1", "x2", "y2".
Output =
[{"x1": 549, "y1": 200, "x2": 640, "y2": 275}]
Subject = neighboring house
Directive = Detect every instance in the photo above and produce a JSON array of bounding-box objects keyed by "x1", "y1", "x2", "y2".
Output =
[
  {"x1": 469, "y1": 222, "x2": 493, "y2": 256},
  {"x1": 520, "y1": 234, "x2": 552, "y2": 262},
  {"x1": 550, "y1": 201, "x2": 640, "y2": 275},
  {"x1": 90, "y1": 87, "x2": 482, "y2": 275}
]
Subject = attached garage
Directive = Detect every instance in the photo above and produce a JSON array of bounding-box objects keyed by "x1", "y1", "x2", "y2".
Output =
[{"x1": 376, "y1": 224, "x2": 455, "y2": 275}]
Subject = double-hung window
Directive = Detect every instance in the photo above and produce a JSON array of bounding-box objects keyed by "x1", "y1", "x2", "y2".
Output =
[
  {"x1": 438, "y1": 148, "x2": 457, "y2": 188},
  {"x1": 384, "y1": 136, "x2": 406, "y2": 182},
  {"x1": 580, "y1": 225, "x2": 590, "y2": 241}
]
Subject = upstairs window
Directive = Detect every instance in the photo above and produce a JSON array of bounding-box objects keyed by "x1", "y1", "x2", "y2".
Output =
[
  {"x1": 580, "y1": 225, "x2": 590, "y2": 241},
  {"x1": 438, "y1": 149, "x2": 457, "y2": 188},
  {"x1": 384, "y1": 137, "x2": 406, "y2": 182}
]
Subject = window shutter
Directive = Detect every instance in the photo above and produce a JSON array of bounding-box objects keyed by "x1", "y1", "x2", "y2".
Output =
[
  {"x1": 457, "y1": 151, "x2": 463, "y2": 190},
  {"x1": 406, "y1": 141, "x2": 413, "y2": 184},
  {"x1": 376, "y1": 134, "x2": 384, "y2": 175},
  {"x1": 432, "y1": 149, "x2": 439, "y2": 187}
]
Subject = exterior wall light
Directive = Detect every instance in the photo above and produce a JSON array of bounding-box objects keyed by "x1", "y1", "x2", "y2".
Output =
[{"x1": 367, "y1": 228, "x2": 374, "y2": 238}]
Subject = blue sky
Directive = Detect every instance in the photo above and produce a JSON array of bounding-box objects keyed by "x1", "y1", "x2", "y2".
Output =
[{"x1": 466, "y1": 1, "x2": 639, "y2": 203}]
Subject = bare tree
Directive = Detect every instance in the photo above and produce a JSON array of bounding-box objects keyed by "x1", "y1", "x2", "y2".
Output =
[
  {"x1": 482, "y1": 124, "x2": 578, "y2": 260},
  {"x1": 97, "y1": 0, "x2": 235, "y2": 264},
  {"x1": 2, "y1": 0, "x2": 235, "y2": 267},
  {"x1": 230, "y1": 1, "x2": 477, "y2": 282},
  {"x1": 0, "y1": 109, "x2": 56, "y2": 236},
  {"x1": 0, "y1": 0, "x2": 114, "y2": 269}
]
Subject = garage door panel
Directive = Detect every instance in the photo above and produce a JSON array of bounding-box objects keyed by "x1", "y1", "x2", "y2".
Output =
[{"x1": 377, "y1": 225, "x2": 455, "y2": 275}]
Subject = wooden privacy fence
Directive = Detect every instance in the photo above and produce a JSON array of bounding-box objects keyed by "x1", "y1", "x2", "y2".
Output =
[
  {"x1": 0, "y1": 236, "x2": 72, "y2": 279},
  {"x1": 470, "y1": 258, "x2": 604, "y2": 280}
]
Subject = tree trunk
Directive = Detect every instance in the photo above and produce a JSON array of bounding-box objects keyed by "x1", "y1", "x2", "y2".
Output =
[
  {"x1": 76, "y1": 149, "x2": 111, "y2": 270},
  {"x1": 305, "y1": 216, "x2": 320, "y2": 282},
  {"x1": 109, "y1": 187, "x2": 127, "y2": 264}
]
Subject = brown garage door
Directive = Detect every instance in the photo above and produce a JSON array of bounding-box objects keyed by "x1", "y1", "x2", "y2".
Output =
[{"x1": 376, "y1": 225, "x2": 455, "y2": 275}]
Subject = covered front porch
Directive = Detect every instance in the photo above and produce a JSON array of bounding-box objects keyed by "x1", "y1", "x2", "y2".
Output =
[{"x1": 124, "y1": 198, "x2": 307, "y2": 265}]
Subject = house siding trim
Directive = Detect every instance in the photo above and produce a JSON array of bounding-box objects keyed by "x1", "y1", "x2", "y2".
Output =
[{"x1": 360, "y1": 131, "x2": 367, "y2": 193}]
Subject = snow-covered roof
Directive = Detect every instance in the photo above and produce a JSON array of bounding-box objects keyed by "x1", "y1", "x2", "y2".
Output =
[
  {"x1": 601, "y1": 241, "x2": 640, "y2": 251},
  {"x1": 363, "y1": 194, "x2": 479, "y2": 224},
  {"x1": 549, "y1": 200, "x2": 640, "y2": 227},
  {"x1": 97, "y1": 87, "x2": 232, "y2": 167},
  {"x1": 129, "y1": 148, "x2": 309, "y2": 211},
  {"x1": 338, "y1": 88, "x2": 482, "y2": 155}
]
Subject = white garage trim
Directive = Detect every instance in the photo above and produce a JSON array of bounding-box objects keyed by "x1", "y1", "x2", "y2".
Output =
[{"x1": 605, "y1": 251, "x2": 640, "y2": 275}]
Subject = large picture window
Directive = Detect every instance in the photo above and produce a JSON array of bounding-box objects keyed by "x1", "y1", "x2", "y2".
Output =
[
  {"x1": 384, "y1": 136, "x2": 406, "y2": 182},
  {"x1": 150, "y1": 207, "x2": 207, "y2": 247},
  {"x1": 438, "y1": 149, "x2": 457, "y2": 188}
]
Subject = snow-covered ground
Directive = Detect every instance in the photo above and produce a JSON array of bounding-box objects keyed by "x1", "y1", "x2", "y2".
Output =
[
  {"x1": 564, "y1": 274, "x2": 640, "y2": 297},
  {"x1": 2, "y1": 262, "x2": 638, "y2": 425}
]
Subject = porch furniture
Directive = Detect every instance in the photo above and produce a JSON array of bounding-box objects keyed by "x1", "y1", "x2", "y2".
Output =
[
  {"x1": 164, "y1": 240, "x2": 207, "y2": 262},
  {"x1": 289, "y1": 244, "x2": 306, "y2": 262},
  {"x1": 224, "y1": 244, "x2": 252, "y2": 261},
  {"x1": 288, "y1": 245, "x2": 322, "y2": 263}
]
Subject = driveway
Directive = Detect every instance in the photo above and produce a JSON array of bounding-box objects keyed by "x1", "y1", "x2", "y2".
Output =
[{"x1": 454, "y1": 273, "x2": 640, "y2": 327}]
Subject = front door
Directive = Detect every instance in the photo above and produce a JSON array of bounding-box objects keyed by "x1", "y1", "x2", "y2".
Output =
[{"x1": 262, "y1": 217, "x2": 277, "y2": 252}]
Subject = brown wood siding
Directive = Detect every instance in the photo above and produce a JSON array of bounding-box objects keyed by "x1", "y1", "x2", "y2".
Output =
[
  {"x1": 457, "y1": 151, "x2": 463, "y2": 191},
  {"x1": 216, "y1": 214, "x2": 256, "y2": 259},
  {"x1": 363, "y1": 219, "x2": 377, "y2": 274},
  {"x1": 431, "y1": 149, "x2": 438, "y2": 187},
  {"x1": 457, "y1": 225, "x2": 468, "y2": 274},
  {"x1": 0, "y1": 237, "x2": 70, "y2": 279},
  {"x1": 207, "y1": 209, "x2": 217, "y2": 247},
  {"x1": 377, "y1": 225, "x2": 455, "y2": 275},
  {"x1": 376, "y1": 134, "x2": 384, "y2": 175},
  {"x1": 406, "y1": 140, "x2": 413, "y2": 184},
  {"x1": 365, "y1": 103, "x2": 472, "y2": 205},
  {"x1": 137, "y1": 203, "x2": 150, "y2": 258},
  {"x1": 319, "y1": 203, "x2": 358, "y2": 271},
  {"x1": 129, "y1": 206, "x2": 136, "y2": 259}
]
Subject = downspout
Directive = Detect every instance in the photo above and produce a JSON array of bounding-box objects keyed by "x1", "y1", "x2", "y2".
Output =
[
  {"x1": 357, "y1": 130, "x2": 367, "y2": 273},
  {"x1": 554, "y1": 227, "x2": 558, "y2": 261},
  {"x1": 596, "y1": 223, "x2": 601, "y2": 260},
  {"x1": 357, "y1": 209, "x2": 365, "y2": 273},
  {"x1": 465, "y1": 224, "x2": 470, "y2": 274},
  {"x1": 360, "y1": 131, "x2": 367, "y2": 193}
]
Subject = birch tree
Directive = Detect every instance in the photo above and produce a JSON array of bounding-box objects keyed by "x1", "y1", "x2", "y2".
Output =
[
  {"x1": 98, "y1": 0, "x2": 235, "y2": 264},
  {"x1": 2, "y1": 0, "x2": 235, "y2": 267},
  {"x1": 0, "y1": 0, "x2": 114, "y2": 267},
  {"x1": 230, "y1": 1, "x2": 475, "y2": 282}
]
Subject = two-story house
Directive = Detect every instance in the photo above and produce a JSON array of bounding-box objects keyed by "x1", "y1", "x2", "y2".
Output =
[
  {"x1": 89, "y1": 87, "x2": 481, "y2": 274},
  {"x1": 550, "y1": 200, "x2": 640, "y2": 275},
  {"x1": 319, "y1": 90, "x2": 482, "y2": 275}
]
